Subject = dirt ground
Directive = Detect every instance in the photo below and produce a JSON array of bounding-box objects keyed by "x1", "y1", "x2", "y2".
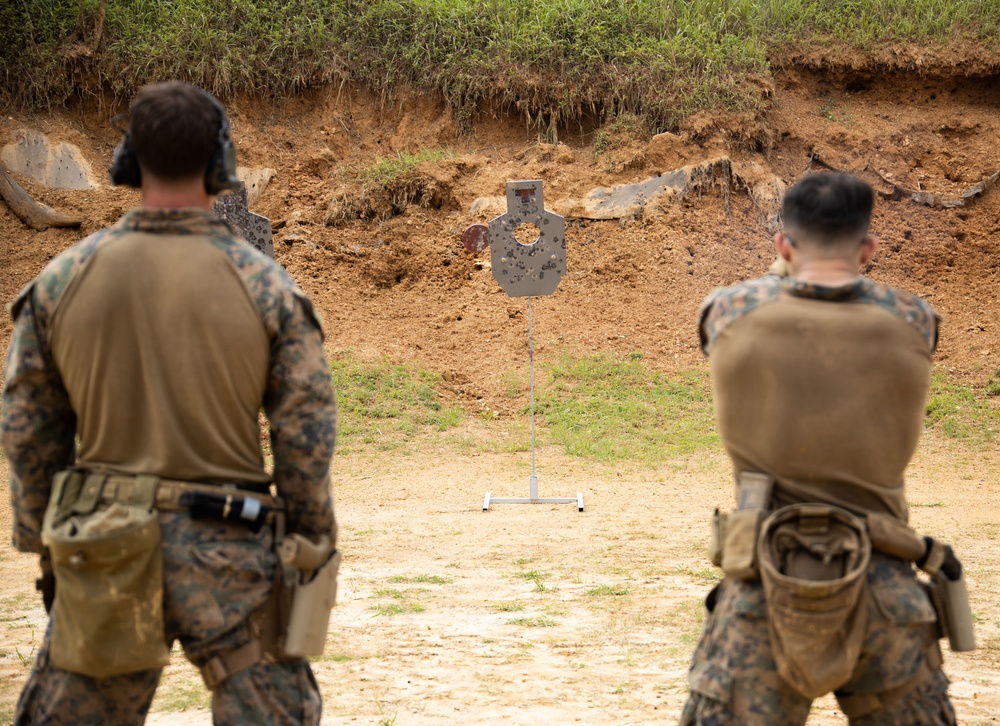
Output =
[{"x1": 1, "y1": 56, "x2": 999, "y2": 724}]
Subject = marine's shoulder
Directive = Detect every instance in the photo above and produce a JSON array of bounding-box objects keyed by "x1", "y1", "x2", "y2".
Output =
[
  {"x1": 208, "y1": 234, "x2": 322, "y2": 337},
  {"x1": 856, "y1": 279, "x2": 939, "y2": 351},
  {"x1": 698, "y1": 275, "x2": 783, "y2": 353},
  {"x1": 11, "y1": 224, "x2": 125, "y2": 322}
]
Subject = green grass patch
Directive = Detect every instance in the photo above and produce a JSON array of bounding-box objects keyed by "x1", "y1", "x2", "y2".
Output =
[
  {"x1": 6, "y1": 1, "x2": 999, "y2": 139},
  {"x1": 327, "y1": 149, "x2": 456, "y2": 223},
  {"x1": 373, "y1": 602, "x2": 426, "y2": 616},
  {"x1": 514, "y1": 570, "x2": 550, "y2": 592},
  {"x1": 493, "y1": 601, "x2": 526, "y2": 612},
  {"x1": 535, "y1": 355, "x2": 718, "y2": 464},
  {"x1": 507, "y1": 617, "x2": 558, "y2": 628},
  {"x1": 585, "y1": 585, "x2": 630, "y2": 597},
  {"x1": 924, "y1": 371, "x2": 1000, "y2": 444},
  {"x1": 388, "y1": 574, "x2": 452, "y2": 585},
  {"x1": 330, "y1": 352, "x2": 464, "y2": 454},
  {"x1": 150, "y1": 681, "x2": 211, "y2": 713}
]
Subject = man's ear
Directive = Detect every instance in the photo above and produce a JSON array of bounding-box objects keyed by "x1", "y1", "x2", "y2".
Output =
[
  {"x1": 860, "y1": 235, "x2": 879, "y2": 265},
  {"x1": 774, "y1": 231, "x2": 794, "y2": 261}
]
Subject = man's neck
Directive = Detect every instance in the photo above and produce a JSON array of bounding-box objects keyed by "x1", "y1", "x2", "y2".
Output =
[
  {"x1": 789, "y1": 258, "x2": 861, "y2": 287},
  {"x1": 140, "y1": 177, "x2": 212, "y2": 210}
]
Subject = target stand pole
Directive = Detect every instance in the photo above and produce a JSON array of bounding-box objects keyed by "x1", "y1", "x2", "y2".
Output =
[{"x1": 483, "y1": 295, "x2": 583, "y2": 512}]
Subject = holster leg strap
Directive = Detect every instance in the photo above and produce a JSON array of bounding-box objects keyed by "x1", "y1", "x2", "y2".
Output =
[{"x1": 200, "y1": 640, "x2": 264, "y2": 690}]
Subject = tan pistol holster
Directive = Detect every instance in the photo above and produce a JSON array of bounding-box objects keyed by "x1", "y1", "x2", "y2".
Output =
[
  {"x1": 865, "y1": 512, "x2": 976, "y2": 652},
  {"x1": 757, "y1": 503, "x2": 871, "y2": 699},
  {"x1": 198, "y1": 519, "x2": 341, "y2": 690},
  {"x1": 42, "y1": 470, "x2": 170, "y2": 678}
]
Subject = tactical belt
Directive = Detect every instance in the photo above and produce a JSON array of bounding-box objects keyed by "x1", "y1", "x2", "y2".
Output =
[{"x1": 99, "y1": 475, "x2": 281, "y2": 516}]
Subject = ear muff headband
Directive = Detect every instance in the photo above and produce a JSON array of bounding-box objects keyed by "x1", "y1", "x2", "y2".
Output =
[{"x1": 108, "y1": 87, "x2": 240, "y2": 194}]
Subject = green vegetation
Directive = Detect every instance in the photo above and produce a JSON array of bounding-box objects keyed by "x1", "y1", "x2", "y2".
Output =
[
  {"x1": 388, "y1": 574, "x2": 452, "y2": 585},
  {"x1": 327, "y1": 149, "x2": 456, "y2": 223},
  {"x1": 330, "y1": 352, "x2": 464, "y2": 453},
  {"x1": 493, "y1": 601, "x2": 526, "y2": 612},
  {"x1": 535, "y1": 355, "x2": 718, "y2": 464},
  {"x1": 4, "y1": 1, "x2": 999, "y2": 134},
  {"x1": 506, "y1": 616, "x2": 558, "y2": 628},
  {"x1": 585, "y1": 585, "x2": 630, "y2": 597},
  {"x1": 925, "y1": 372, "x2": 1000, "y2": 444},
  {"x1": 514, "y1": 570, "x2": 550, "y2": 592},
  {"x1": 985, "y1": 368, "x2": 1000, "y2": 397},
  {"x1": 372, "y1": 587, "x2": 428, "y2": 616},
  {"x1": 323, "y1": 354, "x2": 994, "y2": 461}
]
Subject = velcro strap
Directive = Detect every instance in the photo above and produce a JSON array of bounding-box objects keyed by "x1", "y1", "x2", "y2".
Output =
[
  {"x1": 199, "y1": 639, "x2": 263, "y2": 690},
  {"x1": 919, "y1": 539, "x2": 947, "y2": 576}
]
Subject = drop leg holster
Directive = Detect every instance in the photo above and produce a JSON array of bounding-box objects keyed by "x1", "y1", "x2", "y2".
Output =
[
  {"x1": 199, "y1": 509, "x2": 293, "y2": 690},
  {"x1": 198, "y1": 512, "x2": 341, "y2": 690}
]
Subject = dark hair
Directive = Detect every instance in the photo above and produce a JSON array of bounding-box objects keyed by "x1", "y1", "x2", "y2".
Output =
[
  {"x1": 781, "y1": 173, "x2": 873, "y2": 243},
  {"x1": 127, "y1": 81, "x2": 222, "y2": 181}
]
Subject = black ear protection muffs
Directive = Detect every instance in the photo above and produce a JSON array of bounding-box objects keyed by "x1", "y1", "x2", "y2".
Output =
[{"x1": 109, "y1": 87, "x2": 240, "y2": 194}]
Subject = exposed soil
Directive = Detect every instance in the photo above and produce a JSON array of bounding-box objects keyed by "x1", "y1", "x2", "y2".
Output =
[{"x1": 1, "y1": 54, "x2": 999, "y2": 724}]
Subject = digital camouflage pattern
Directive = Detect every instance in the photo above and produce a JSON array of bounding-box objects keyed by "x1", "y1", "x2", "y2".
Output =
[
  {"x1": 15, "y1": 513, "x2": 321, "y2": 725},
  {"x1": 1, "y1": 208, "x2": 335, "y2": 722},
  {"x1": 697, "y1": 275, "x2": 939, "y2": 356},
  {"x1": 1, "y1": 208, "x2": 336, "y2": 552},
  {"x1": 680, "y1": 557, "x2": 955, "y2": 726}
]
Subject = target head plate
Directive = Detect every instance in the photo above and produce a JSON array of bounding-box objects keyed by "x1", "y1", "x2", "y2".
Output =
[{"x1": 462, "y1": 224, "x2": 490, "y2": 253}]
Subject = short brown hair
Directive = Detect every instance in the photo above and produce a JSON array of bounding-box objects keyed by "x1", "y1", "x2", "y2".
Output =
[{"x1": 128, "y1": 81, "x2": 222, "y2": 181}]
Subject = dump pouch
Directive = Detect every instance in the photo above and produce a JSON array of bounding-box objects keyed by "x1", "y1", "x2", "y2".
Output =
[
  {"x1": 279, "y1": 534, "x2": 341, "y2": 658},
  {"x1": 758, "y1": 504, "x2": 871, "y2": 699},
  {"x1": 930, "y1": 569, "x2": 976, "y2": 652},
  {"x1": 42, "y1": 471, "x2": 169, "y2": 678}
]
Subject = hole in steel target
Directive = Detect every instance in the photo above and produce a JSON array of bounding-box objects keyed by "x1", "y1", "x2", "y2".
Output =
[{"x1": 514, "y1": 222, "x2": 541, "y2": 246}]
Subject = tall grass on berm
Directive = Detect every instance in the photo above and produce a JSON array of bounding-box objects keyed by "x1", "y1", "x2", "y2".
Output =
[{"x1": 3, "y1": 1, "x2": 998, "y2": 131}]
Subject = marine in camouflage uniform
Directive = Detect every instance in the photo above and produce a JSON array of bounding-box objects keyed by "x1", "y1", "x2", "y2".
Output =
[
  {"x1": 679, "y1": 174, "x2": 955, "y2": 725},
  {"x1": 1, "y1": 83, "x2": 336, "y2": 725}
]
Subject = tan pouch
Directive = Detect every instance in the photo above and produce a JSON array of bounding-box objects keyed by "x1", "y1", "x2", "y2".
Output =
[
  {"x1": 721, "y1": 509, "x2": 765, "y2": 580},
  {"x1": 45, "y1": 502, "x2": 169, "y2": 677},
  {"x1": 709, "y1": 509, "x2": 726, "y2": 568},
  {"x1": 758, "y1": 504, "x2": 871, "y2": 699}
]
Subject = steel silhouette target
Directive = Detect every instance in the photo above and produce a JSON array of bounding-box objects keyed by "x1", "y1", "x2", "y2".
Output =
[{"x1": 489, "y1": 180, "x2": 566, "y2": 297}]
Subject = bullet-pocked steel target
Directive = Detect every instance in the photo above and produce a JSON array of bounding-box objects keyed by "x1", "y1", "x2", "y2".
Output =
[{"x1": 489, "y1": 180, "x2": 566, "y2": 297}]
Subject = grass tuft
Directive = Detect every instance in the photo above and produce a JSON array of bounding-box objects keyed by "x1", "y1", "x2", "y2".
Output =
[
  {"x1": 924, "y1": 371, "x2": 1000, "y2": 444},
  {"x1": 535, "y1": 355, "x2": 718, "y2": 464},
  {"x1": 5, "y1": 1, "x2": 999, "y2": 139},
  {"x1": 330, "y1": 352, "x2": 464, "y2": 454}
]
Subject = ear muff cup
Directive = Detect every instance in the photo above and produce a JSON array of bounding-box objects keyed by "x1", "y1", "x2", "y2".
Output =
[
  {"x1": 108, "y1": 87, "x2": 241, "y2": 194},
  {"x1": 108, "y1": 131, "x2": 142, "y2": 188},
  {"x1": 203, "y1": 92, "x2": 240, "y2": 195}
]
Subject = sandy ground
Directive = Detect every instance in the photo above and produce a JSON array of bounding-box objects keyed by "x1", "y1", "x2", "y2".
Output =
[{"x1": 2, "y1": 427, "x2": 998, "y2": 725}]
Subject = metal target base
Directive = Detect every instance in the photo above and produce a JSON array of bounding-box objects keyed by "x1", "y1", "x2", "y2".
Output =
[{"x1": 483, "y1": 476, "x2": 584, "y2": 512}]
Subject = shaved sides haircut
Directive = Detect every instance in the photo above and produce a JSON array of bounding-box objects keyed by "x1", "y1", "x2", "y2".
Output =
[{"x1": 782, "y1": 173, "x2": 874, "y2": 246}]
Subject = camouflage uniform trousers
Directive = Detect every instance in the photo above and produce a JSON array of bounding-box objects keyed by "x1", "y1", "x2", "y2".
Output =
[
  {"x1": 15, "y1": 512, "x2": 322, "y2": 725},
  {"x1": 680, "y1": 555, "x2": 956, "y2": 725}
]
